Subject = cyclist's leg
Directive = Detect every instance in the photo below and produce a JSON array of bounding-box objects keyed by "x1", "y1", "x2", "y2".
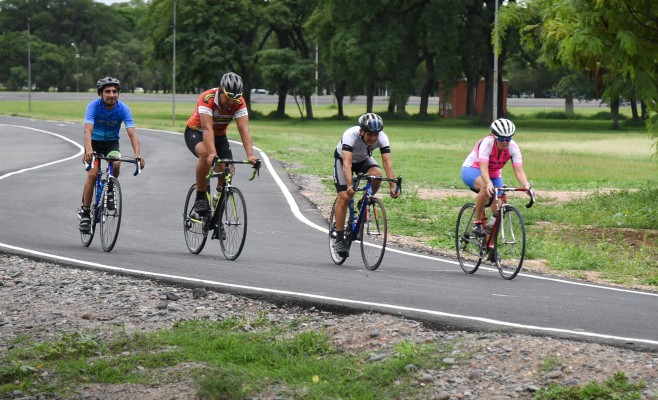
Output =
[
  {"x1": 214, "y1": 135, "x2": 232, "y2": 190},
  {"x1": 185, "y1": 127, "x2": 210, "y2": 214},
  {"x1": 462, "y1": 166, "x2": 488, "y2": 235},
  {"x1": 332, "y1": 157, "x2": 351, "y2": 256},
  {"x1": 360, "y1": 158, "x2": 381, "y2": 194}
]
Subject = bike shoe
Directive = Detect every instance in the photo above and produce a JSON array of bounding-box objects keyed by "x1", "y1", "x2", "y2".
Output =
[
  {"x1": 487, "y1": 251, "x2": 499, "y2": 263},
  {"x1": 211, "y1": 225, "x2": 227, "y2": 241},
  {"x1": 193, "y1": 198, "x2": 208, "y2": 216},
  {"x1": 472, "y1": 223, "x2": 485, "y2": 237},
  {"x1": 79, "y1": 216, "x2": 91, "y2": 233},
  {"x1": 334, "y1": 239, "x2": 349, "y2": 258}
]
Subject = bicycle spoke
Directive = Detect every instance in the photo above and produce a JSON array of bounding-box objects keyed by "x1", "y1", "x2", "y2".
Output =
[
  {"x1": 219, "y1": 187, "x2": 247, "y2": 260},
  {"x1": 455, "y1": 203, "x2": 483, "y2": 274},
  {"x1": 495, "y1": 205, "x2": 526, "y2": 280},
  {"x1": 100, "y1": 178, "x2": 122, "y2": 252},
  {"x1": 183, "y1": 184, "x2": 208, "y2": 254},
  {"x1": 360, "y1": 198, "x2": 387, "y2": 271}
]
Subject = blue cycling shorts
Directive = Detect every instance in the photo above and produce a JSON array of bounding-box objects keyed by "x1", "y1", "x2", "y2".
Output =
[{"x1": 461, "y1": 166, "x2": 503, "y2": 193}]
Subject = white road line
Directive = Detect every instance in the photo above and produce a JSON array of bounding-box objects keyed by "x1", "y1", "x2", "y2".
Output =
[{"x1": 1, "y1": 123, "x2": 657, "y2": 347}]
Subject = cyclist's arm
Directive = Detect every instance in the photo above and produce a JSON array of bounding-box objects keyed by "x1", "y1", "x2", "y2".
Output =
[
  {"x1": 512, "y1": 165, "x2": 531, "y2": 189},
  {"x1": 381, "y1": 153, "x2": 399, "y2": 198},
  {"x1": 125, "y1": 127, "x2": 144, "y2": 168},
  {"x1": 235, "y1": 116, "x2": 258, "y2": 164},
  {"x1": 82, "y1": 123, "x2": 94, "y2": 163},
  {"x1": 199, "y1": 113, "x2": 217, "y2": 165},
  {"x1": 478, "y1": 162, "x2": 495, "y2": 196}
]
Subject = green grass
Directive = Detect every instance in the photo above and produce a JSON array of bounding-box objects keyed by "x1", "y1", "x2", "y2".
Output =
[{"x1": 0, "y1": 316, "x2": 456, "y2": 399}]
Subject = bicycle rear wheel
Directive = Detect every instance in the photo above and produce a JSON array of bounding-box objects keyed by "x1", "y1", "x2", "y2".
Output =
[
  {"x1": 495, "y1": 205, "x2": 526, "y2": 280},
  {"x1": 360, "y1": 197, "x2": 387, "y2": 271},
  {"x1": 328, "y1": 197, "x2": 347, "y2": 265},
  {"x1": 80, "y1": 205, "x2": 96, "y2": 247},
  {"x1": 183, "y1": 184, "x2": 208, "y2": 254},
  {"x1": 455, "y1": 203, "x2": 483, "y2": 274},
  {"x1": 218, "y1": 187, "x2": 247, "y2": 260},
  {"x1": 100, "y1": 177, "x2": 122, "y2": 252}
]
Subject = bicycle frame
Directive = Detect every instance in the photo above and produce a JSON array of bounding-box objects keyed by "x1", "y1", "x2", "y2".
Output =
[
  {"x1": 482, "y1": 187, "x2": 535, "y2": 251},
  {"x1": 84, "y1": 154, "x2": 141, "y2": 219}
]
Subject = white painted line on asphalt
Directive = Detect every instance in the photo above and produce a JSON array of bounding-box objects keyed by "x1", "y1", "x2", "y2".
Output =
[{"x1": 0, "y1": 241, "x2": 656, "y2": 346}]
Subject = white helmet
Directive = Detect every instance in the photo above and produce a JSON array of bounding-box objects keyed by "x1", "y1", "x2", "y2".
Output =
[{"x1": 491, "y1": 118, "x2": 516, "y2": 138}]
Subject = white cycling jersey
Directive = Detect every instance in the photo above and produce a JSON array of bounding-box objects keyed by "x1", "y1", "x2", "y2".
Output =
[{"x1": 335, "y1": 126, "x2": 391, "y2": 163}]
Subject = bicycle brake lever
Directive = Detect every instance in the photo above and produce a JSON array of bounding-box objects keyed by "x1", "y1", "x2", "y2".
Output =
[
  {"x1": 133, "y1": 157, "x2": 142, "y2": 176},
  {"x1": 249, "y1": 159, "x2": 261, "y2": 181},
  {"x1": 526, "y1": 188, "x2": 536, "y2": 208},
  {"x1": 84, "y1": 154, "x2": 95, "y2": 171},
  {"x1": 395, "y1": 176, "x2": 402, "y2": 195}
]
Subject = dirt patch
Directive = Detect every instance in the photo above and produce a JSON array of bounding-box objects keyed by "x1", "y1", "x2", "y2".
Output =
[{"x1": 415, "y1": 188, "x2": 632, "y2": 203}]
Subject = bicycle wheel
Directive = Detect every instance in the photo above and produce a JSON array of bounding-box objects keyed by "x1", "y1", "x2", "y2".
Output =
[
  {"x1": 100, "y1": 177, "x2": 122, "y2": 252},
  {"x1": 183, "y1": 184, "x2": 208, "y2": 254},
  {"x1": 218, "y1": 187, "x2": 247, "y2": 260},
  {"x1": 328, "y1": 197, "x2": 347, "y2": 265},
  {"x1": 455, "y1": 203, "x2": 483, "y2": 274},
  {"x1": 80, "y1": 197, "x2": 97, "y2": 247},
  {"x1": 360, "y1": 197, "x2": 387, "y2": 271},
  {"x1": 494, "y1": 205, "x2": 526, "y2": 280}
]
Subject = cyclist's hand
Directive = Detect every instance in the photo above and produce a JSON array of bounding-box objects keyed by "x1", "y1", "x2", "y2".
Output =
[
  {"x1": 346, "y1": 186, "x2": 356, "y2": 197},
  {"x1": 247, "y1": 155, "x2": 259, "y2": 165},
  {"x1": 136, "y1": 156, "x2": 145, "y2": 169},
  {"x1": 485, "y1": 183, "x2": 495, "y2": 197},
  {"x1": 389, "y1": 187, "x2": 400, "y2": 199},
  {"x1": 83, "y1": 151, "x2": 93, "y2": 164},
  {"x1": 206, "y1": 153, "x2": 217, "y2": 166}
]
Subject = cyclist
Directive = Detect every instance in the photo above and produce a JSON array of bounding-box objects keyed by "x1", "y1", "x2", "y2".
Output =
[
  {"x1": 184, "y1": 72, "x2": 258, "y2": 217},
  {"x1": 332, "y1": 113, "x2": 400, "y2": 257},
  {"x1": 461, "y1": 118, "x2": 531, "y2": 237},
  {"x1": 79, "y1": 76, "x2": 144, "y2": 233}
]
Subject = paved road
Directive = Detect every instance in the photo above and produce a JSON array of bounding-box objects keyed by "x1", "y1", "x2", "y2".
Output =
[{"x1": 1, "y1": 116, "x2": 657, "y2": 351}]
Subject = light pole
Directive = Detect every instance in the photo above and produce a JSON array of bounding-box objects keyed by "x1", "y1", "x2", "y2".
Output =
[
  {"x1": 172, "y1": 0, "x2": 176, "y2": 125},
  {"x1": 70, "y1": 42, "x2": 80, "y2": 92}
]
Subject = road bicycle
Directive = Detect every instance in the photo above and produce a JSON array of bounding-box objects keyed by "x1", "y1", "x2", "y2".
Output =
[
  {"x1": 328, "y1": 173, "x2": 402, "y2": 271},
  {"x1": 79, "y1": 153, "x2": 141, "y2": 252},
  {"x1": 455, "y1": 186, "x2": 535, "y2": 280},
  {"x1": 183, "y1": 156, "x2": 261, "y2": 260}
]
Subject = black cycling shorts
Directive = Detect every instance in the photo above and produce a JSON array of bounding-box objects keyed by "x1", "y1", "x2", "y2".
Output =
[{"x1": 184, "y1": 126, "x2": 232, "y2": 159}]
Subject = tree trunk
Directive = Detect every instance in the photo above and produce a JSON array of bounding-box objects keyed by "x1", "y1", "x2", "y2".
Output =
[
  {"x1": 304, "y1": 94, "x2": 314, "y2": 119},
  {"x1": 275, "y1": 84, "x2": 288, "y2": 117},
  {"x1": 611, "y1": 99, "x2": 620, "y2": 129},
  {"x1": 565, "y1": 96, "x2": 574, "y2": 114},
  {"x1": 334, "y1": 81, "x2": 346, "y2": 118},
  {"x1": 366, "y1": 84, "x2": 375, "y2": 113}
]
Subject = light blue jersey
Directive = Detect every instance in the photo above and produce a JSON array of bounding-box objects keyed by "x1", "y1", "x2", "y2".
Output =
[{"x1": 84, "y1": 99, "x2": 136, "y2": 141}]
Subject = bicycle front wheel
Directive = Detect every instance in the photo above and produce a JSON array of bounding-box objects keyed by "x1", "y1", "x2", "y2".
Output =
[
  {"x1": 183, "y1": 184, "x2": 208, "y2": 254},
  {"x1": 218, "y1": 187, "x2": 247, "y2": 260},
  {"x1": 360, "y1": 197, "x2": 387, "y2": 271},
  {"x1": 495, "y1": 205, "x2": 526, "y2": 280},
  {"x1": 100, "y1": 177, "x2": 122, "y2": 252},
  {"x1": 455, "y1": 203, "x2": 483, "y2": 274}
]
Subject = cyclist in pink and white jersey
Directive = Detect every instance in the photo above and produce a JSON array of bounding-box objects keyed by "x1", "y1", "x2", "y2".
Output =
[{"x1": 461, "y1": 118, "x2": 532, "y2": 236}]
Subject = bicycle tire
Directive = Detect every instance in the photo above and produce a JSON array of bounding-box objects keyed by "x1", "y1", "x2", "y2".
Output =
[
  {"x1": 100, "y1": 177, "x2": 122, "y2": 252},
  {"x1": 360, "y1": 197, "x2": 387, "y2": 271},
  {"x1": 183, "y1": 184, "x2": 208, "y2": 254},
  {"x1": 328, "y1": 197, "x2": 347, "y2": 265},
  {"x1": 218, "y1": 187, "x2": 247, "y2": 260},
  {"x1": 495, "y1": 205, "x2": 526, "y2": 280},
  {"x1": 80, "y1": 190, "x2": 97, "y2": 247},
  {"x1": 455, "y1": 203, "x2": 483, "y2": 274}
]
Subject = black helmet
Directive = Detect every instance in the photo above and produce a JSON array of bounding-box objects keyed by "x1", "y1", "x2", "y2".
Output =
[
  {"x1": 96, "y1": 76, "x2": 121, "y2": 95},
  {"x1": 358, "y1": 113, "x2": 384, "y2": 134},
  {"x1": 491, "y1": 118, "x2": 516, "y2": 138},
  {"x1": 220, "y1": 72, "x2": 244, "y2": 97}
]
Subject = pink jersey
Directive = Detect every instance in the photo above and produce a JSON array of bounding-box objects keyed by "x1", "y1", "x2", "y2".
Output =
[{"x1": 462, "y1": 135, "x2": 522, "y2": 178}]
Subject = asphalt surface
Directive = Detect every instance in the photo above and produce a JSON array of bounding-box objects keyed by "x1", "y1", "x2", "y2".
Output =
[{"x1": 1, "y1": 115, "x2": 657, "y2": 351}]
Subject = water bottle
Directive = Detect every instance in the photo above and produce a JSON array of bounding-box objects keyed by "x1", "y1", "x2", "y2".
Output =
[{"x1": 212, "y1": 191, "x2": 221, "y2": 208}]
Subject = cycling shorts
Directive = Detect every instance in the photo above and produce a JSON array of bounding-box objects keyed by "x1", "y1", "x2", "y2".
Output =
[
  {"x1": 333, "y1": 156, "x2": 380, "y2": 192},
  {"x1": 91, "y1": 140, "x2": 120, "y2": 157},
  {"x1": 461, "y1": 166, "x2": 503, "y2": 194},
  {"x1": 184, "y1": 127, "x2": 232, "y2": 159}
]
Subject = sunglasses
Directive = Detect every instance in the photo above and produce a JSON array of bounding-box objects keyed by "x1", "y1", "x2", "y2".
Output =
[
  {"x1": 222, "y1": 87, "x2": 243, "y2": 104},
  {"x1": 496, "y1": 136, "x2": 512, "y2": 142}
]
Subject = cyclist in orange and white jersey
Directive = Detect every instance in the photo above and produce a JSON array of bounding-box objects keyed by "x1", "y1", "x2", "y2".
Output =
[
  {"x1": 461, "y1": 118, "x2": 532, "y2": 236},
  {"x1": 184, "y1": 72, "x2": 258, "y2": 216}
]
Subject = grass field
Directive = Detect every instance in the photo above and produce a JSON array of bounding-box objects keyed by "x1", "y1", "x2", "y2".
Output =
[{"x1": 1, "y1": 98, "x2": 657, "y2": 287}]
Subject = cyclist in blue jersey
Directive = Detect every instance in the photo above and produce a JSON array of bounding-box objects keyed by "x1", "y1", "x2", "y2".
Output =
[{"x1": 79, "y1": 77, "x2": 145, "y2": 233}]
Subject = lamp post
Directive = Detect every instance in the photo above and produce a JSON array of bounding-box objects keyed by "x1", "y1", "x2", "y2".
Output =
[
  {"x1": 70, "y1": 42, "x2": 80, "y2": 92},
  {"x1": 172, "y1": 0, "x2": 177, "y2": 125}
]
